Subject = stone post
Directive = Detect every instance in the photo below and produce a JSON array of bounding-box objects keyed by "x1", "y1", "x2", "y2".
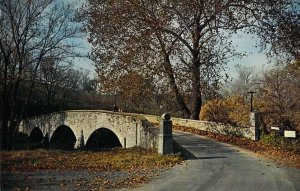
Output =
[
  {"x1": 74, "y1": 130, "x2": 84, "y2": 149},
  {"x1": 158, "y1": 113, "x2": 173, "y2": 155},
  {"x1": 249, "y1": 112, "x2": 260, "y2": 141}
]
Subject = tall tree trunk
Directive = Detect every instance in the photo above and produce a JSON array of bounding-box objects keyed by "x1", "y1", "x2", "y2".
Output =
[
  {"x1": 190, "y1": 13, "x2": 203, "y2": 120},
  {"x1": 156, "y1": 32, "x2": 192, "y2": 118},
  {"x1": 0, "y1": 42, "x2": 9, "y2": 150},
  {"x1": 191, "y1": 63, "x2": 202, "y2": 120},
  {"x1": 163, "y1": 54, "x2": 191, "y2": 118},
  {"x1": 1, "y1": 78, "x2": 8, "y2": 150}
]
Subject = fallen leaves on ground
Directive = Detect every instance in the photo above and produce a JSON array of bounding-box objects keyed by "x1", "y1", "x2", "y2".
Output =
[
  {"x1": 1, "y1": 147, "x2": 182, "y2": 190},
  {"x1": 173, "y1": 125, "x2": 300, "y2": 169}
]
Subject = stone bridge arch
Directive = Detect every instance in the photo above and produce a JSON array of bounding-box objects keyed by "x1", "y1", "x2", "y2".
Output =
[
  {"x1": 24, "y1": 112, "x2": 68, "y2": 139},
  {"x1": 84, "y1": 127, "x2": 123, "y2": 147},
  {"x1": 85, "y1": 127, "x2": 122, "y2": 150},
  {"x1": 28, "y1": 127, "x2": 44, "y2": 148},
  {"x1": 49, "y1": 125, "x2": 77, "y2": 150},
  {"x1": 28, "y1": 127, "x2": 43, "y2": 141},
  {"x1": 19, "y1": 110, "x2": 159, "y2": 150}
]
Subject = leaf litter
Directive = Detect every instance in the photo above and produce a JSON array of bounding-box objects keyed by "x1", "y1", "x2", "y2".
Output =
[{"x1": 1, "y1": 147, "x2": 182, "y2": 190}]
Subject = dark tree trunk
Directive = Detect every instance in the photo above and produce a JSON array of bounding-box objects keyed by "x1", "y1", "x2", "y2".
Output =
[
  {"x1": 1, "y1": 121, "x2": 8, "y2": 150},
  {"x1": 188, "y1": 14, "x2": 204, "y2": 120},
  {"x1": 163, "y1": 54, "x2": 191, "y2": 118},
  {"x1": 190, "y1": 63, "x2": 202, "y2": 120},
  {"x1": 156, "y1": 32, "x2": 193, "y2": 119},
  {"x1": 1, "y1": 89, "x2": 9, "y2": 150},
  {"x1": 0, "y1": 42, "x2": 9, "y2": 150}
]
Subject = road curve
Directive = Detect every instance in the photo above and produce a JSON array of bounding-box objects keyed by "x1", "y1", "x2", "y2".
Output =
[{"x1": 132, "y1": 131, "x2": 300, "y2": 191}]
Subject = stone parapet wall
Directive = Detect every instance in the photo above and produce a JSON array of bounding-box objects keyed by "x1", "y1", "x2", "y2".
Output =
[
  {"x1": 139, "y1": 118, "x2": 159, "y2": 150},
  {"x1": 144, "y1": 115, "x2": 256, "y2": 140}
]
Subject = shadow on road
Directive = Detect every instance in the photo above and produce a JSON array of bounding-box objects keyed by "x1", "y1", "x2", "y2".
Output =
[
  {"x1": 173, "y1": 140, "x2": 227, "y2": 160},
  {"x1": 173, "y1": 140, "x2": 198, "y2": 160}
]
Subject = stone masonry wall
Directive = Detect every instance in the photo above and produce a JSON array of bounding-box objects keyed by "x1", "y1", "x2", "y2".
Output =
[
  {"x1": 144, "y1": 115, "x2": 256, "y2": 140},
  {"x1": 138, "y1": 117, "x2": 159, "y2": 150}
]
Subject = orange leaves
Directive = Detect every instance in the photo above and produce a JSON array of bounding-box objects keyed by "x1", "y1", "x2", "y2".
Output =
[
  {"x1": 1, "y1": 148, "x2": 182, "y2": 173},
  {"x1": 118, "y1": 71, "x2": 154, "y2": 104},
  {"x1": 200, "y1": 95, "x2": 250, "y2": 127}
]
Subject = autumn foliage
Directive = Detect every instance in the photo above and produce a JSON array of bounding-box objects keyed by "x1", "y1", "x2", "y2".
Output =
[
  {"x1": 83, "y1": 0, "x2": 298, "y2": 120},
  {"x1": 201, "y1": 61, "x2": 300, "y2": 131},
  {"x1": 200, "y1": 96, "x2": 250, "y2": 127}
]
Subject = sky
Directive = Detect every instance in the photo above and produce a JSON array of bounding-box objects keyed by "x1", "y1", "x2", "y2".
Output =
[
  {"x1": 72, "y1": 38, "x2": 95, "y2": 72},
  {"x1": 64, "y1": 0, "x2": 96, "y2": 74},
  {"x1": 225, "y1": 32, "x2": 274, "y2": 79}
]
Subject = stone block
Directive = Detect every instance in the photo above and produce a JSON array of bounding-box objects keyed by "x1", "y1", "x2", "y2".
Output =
[{"x1": 158, "y1": 114, "x2": 173, "y2": 155}]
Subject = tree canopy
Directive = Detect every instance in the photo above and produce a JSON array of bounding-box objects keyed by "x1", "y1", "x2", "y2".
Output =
[{"x1": 83, "y1": 0, "x2": 299, "y2": 119}]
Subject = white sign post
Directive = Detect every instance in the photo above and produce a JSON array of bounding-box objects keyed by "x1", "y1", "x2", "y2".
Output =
[{"x1": 271, "y1": 126, "x2": 280, "y2": 131}]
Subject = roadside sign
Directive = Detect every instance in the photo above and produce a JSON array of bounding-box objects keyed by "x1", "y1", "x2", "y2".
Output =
[{"x1": 284, "y1": 130, "x2": 296, "y2": 138}]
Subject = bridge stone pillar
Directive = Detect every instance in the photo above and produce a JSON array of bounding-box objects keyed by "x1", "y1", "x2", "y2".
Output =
[
  {"x1": 250, "y1": 112, "x2": 260, "y2": 141},
  {"x1": 158, "y1": 113, "x2": 173, "y2": 155},
  {"x1": 74, "y1": 130, "x2": 85, "y2": 150}
]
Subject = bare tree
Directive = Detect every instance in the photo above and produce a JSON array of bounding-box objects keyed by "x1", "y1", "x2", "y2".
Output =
[
  {"x1": 229, "y1": 64, "x2": 261, "y2": 99},
  {"x1": 260, "y1": 61, "x2": 300, "y2": 130},
  {"x1": 39, "y1": 59, "x2": 72, "y2": 107},
  {"x1": 0, "y1": 0, "x2": 82, "y2": 150}
]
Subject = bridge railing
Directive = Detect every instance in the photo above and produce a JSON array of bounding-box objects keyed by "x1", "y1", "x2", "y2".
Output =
[{"x1": 144, "y1": 114, "x2": 259, "y2": 141}]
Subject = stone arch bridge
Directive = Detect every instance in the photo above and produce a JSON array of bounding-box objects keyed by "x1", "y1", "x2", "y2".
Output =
[{"x1": 19, "y1": 110, "x2": 159, "y2": 150}]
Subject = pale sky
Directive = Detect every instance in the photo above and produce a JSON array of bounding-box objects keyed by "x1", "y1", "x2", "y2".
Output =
[
  {"x1": 225, "y1": 32, "x2": 274, "y2": 79},
  {"x1": 72, "y1": 37, "x2": 95, "y2": 71}
]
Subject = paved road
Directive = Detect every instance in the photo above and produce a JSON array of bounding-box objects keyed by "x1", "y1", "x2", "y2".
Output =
[{"x1": 132, "y1": 131, "x2": 300, "y2": 191}]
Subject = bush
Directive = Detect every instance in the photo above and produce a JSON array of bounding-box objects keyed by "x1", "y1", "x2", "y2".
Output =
[
  {"x1": 200, "y1": 96, "x2": 250, "y2": 127},
  {"x1": 200, "y1": 99, "x2": 230, "y2": 124}
]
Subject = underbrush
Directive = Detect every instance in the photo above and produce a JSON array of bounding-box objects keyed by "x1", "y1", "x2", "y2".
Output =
[{"x1": 260, "y1": 133, "x2": 300, "y2": 153}]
